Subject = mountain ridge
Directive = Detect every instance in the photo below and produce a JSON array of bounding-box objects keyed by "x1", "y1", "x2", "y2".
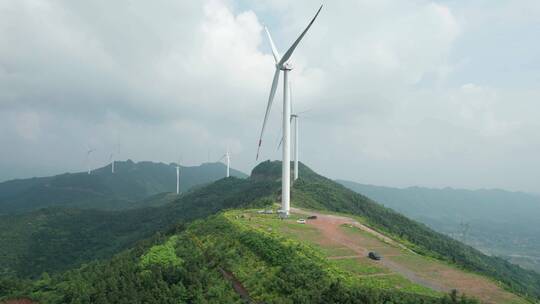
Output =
[{"x1": 0, "y1": 160, "x2": 247, "y2": 214}]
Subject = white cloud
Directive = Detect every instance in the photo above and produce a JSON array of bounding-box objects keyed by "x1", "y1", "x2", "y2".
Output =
[{"x1": 0, "y1": 0, "x2": 539, "y2": 192}]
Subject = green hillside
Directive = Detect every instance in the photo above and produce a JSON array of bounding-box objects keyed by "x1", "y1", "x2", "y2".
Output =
[
  {"x1": 0, "y1": 160, "x2": 247, "y2": 214},
  {"x1": 0, "y1": 176, "x2": 274, "y2": 278},
  {"x1": 337, "y1": 180, "x2": 540, "y2": 273},
  {"x1": 2, "y1": 212, "x2": 480, "y2": 304},
  {"x1": 1, "y1": 161, "x2": 539, "y2": 303},
  {"x1": 277, "y1": 161, "x2": 540, "y2": 301}
]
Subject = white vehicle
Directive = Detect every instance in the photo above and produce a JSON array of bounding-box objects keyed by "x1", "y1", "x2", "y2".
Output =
[{"x1": 296, "y1": 219, "x2": 306, "y2": 224}]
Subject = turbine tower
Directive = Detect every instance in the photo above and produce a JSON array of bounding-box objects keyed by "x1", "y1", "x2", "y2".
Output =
[
  {"x1": 109, "y1": 153, "x2": 115, "y2": 174},
  {"x1": 256, "y1": 5, "x2": 322, "y2": 216},
  {"x1": 219, "y1": 148, "x2": 231, "y2": 178},
  {"x1": 86, "y1": 148, "x2": 95, "y2": 174},
  {"x1": 277, "y1": 82, "x2": 306, "y2": 181},
  {"x1": 176, "y1": 165, "x2": 180, "y2": 195},
  {"x1": 110, "y1": 139, "x2": 120, "y2": 174},
  {"x1": 175, "y1": 156, "x2": 183, "y2": 195},
  {"x1": 292, "y1": 113, "x2": 299, "y2": 180}
]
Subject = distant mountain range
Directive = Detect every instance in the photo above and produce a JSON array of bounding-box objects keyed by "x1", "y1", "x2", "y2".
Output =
[
  {"x1": 0, "y1": 160, "x2": 247, "y2": 214},
  {"x1": 337, "y1": 180, "x2": 540, "y2": 273}
]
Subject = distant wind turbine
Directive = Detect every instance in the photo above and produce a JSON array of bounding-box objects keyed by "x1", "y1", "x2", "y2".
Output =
[
  {"x1": 219, "y1": 148, "x2": 231, "y2": 178},
  {"x1": 109, "y1": 153, "x2": 115, "y2": 174},
  {"x1": 111, "y1": 139, "x2": 120, "y2": 174},
  {"x1": 86, "y1": 147, "x2": 95, "y2": 174},
  {"x1": 176, "y1": 165, "x2": 180, "y2": 194},
  {"x1": 256, "y1": 5, "x2": 322, "y2": 217},
  {"x1": 176, "y1": 157, "x2": 182, "y2": 195},
  {"x1": 277, "y1": 81, "x2": 310, "y2": 181}
]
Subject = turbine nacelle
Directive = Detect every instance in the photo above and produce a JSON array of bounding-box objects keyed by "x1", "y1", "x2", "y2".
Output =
[{"x1": 279, "y1": 62, "x2": 293, "y2": 71}]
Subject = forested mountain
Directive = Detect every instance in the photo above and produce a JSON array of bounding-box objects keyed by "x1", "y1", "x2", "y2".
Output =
[
  {"x1": 0, "y1": 176, "x2": 274, "y2": 278},
  {"x1": 2, "y1": 212, "x2": 481, "y2": 304},
  {"x1": 0, "y1": 160, "x2": 247, "y2": 214},
  {"x1": 1, "y1": 161, "x2": 539, "y2": 303},
  {"x1": 337, "y1": 180, "x2": 540, "y2": 273}
]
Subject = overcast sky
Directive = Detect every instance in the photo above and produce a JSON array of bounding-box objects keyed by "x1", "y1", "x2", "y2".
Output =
[{"x1": 1, "y1": 0, "x2": 539, "y2": 192}]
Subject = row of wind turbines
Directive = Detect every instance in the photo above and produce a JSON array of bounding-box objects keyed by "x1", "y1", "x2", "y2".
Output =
[
  {"x1": 256, "y1": 5, "x2": 323, "y2": 216},
  {"x1": 85, "y1": 146, "x2": 232, "y2": 197}
]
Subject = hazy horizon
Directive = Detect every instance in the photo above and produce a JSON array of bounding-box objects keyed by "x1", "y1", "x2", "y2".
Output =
[{"x1": 1, "y1": 1, "x2": 539, "y2": 193}]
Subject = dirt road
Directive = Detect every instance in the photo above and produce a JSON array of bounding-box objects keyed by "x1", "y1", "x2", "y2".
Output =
[{"x1": 291, "y1": 208, "x2": 527, "y2": 304}]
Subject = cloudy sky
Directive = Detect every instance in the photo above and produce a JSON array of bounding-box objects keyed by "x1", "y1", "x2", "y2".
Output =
[{"x1": 1, "y1": 0, "x2": 539, "y2": 192}]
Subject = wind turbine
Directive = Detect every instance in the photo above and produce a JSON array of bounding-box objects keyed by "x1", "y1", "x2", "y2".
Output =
[
  {"x1": 256, "y1": 5, "x2": 322, "y2": 216},
  {"x1": 86, "y1": 147, "x2": 95, "y2": 175},
  {"x1": 219, "y1": 148, "x2": 231, "y2": 178},
  {"x1": 292, "y1": 116, "x2": 299, "y2": 181},
  {"x1": 109, "y1": 153, "x2": 115, "y2": 174},
  {"x1": 176, "y1": 157, "x2": 182, "y2": 195},
  {"x1": 176, "y1": 165, "x2": 180, "y2": 195},
  {"x1": 110, "y1": 139, "x2": 120, "y2": 174}
]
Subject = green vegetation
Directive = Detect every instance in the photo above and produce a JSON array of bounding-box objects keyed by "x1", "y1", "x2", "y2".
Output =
[
  {"x1": 0, "y1": 160, "x2": 247, "y2": 214},
  {"x1": 338, "y1": 180, "x2": 540, "y2": 273},
  {"x1": 0, "y1": 177, "x2": 276, "y2": 278},
  {"x1": 2, "y1": 212, "x2": 479, "y2": 304},
  {"x1": 285, "y1": 161, "x2": 540, "y2": 301},
  {"x1": 330, "y1": 258, "x2": 389, "y2": 275},
  {"x1": 236, "y1": 210, "x2": 439, "y2": 298},
  {"x1": 0, "y1": 160, "x2": 537, "y2": 303},
  {"x1": 140, "y1": 236, "x2": 183, "y2": 269}
]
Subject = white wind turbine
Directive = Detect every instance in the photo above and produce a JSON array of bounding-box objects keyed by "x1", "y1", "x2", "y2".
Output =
[
  {"x1": 86, "y1": 147, "x2": 95, "y2": 175},
  {"x1": 176, "y1": 165, "x2": 180, "y2": 195},
  {"x1": 176, "y1": 157, "x2": 182, "y2": 195},
  {"x1": 110, "y1": 140, "x2": 120, "y2": 174},
  {"x1": 219, "y1": 148, "x2": 231, "y2": 178},
  {"x1": 256, "y1": 5, "x2": 322, "y2": 216},
  {"x1": 109, "y1": 153, "x2": 115, "y2": 174}
]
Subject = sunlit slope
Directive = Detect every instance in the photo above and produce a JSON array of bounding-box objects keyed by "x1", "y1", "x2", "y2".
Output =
[
  {"x1": 250, "y1": 208, "x2": 527, "y2": 303},
  {"x1": 258, "y1": 160, "x2": 540, "y2": 302},
  {"x1": 0, "y1": 160, "x2": 247, "y2": 214}
]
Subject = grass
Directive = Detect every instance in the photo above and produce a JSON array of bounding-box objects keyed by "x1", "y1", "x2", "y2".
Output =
[
  {"x1": 330, "y1": 257, "x2": 390, "y2": 275},
  {"x1": 233, "y1": 209, "x2": 441, "y2": 298},
  {"x1": 336, "y1": 219, "x2": 531, "y2": 304}
]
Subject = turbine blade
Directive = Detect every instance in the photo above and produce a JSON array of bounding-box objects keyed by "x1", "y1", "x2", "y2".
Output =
[
  {"x1": 278, "y1": 5, "x2": 322, "y2": 67},
  {"x1": 256, "y1": 68, "x2": 281, "y2": 160},
  {"x1": 264, "y1": 26, "x2": 281, "y2": 63}
]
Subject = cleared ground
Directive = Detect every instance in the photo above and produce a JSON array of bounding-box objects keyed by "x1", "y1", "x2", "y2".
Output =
[{"x1": 241, "y1": 208, "x2": 529, "y2": 304}]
